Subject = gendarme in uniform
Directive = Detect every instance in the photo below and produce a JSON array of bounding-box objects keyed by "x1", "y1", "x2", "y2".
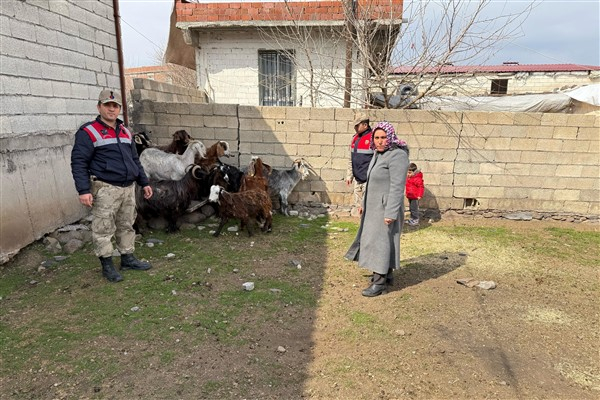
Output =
[{"x1": 70, "y1": 89, "x2": 153, "y2": 283}]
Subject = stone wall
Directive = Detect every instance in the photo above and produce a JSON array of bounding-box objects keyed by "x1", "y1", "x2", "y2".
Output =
[
  {"x1": 0, "y1": 0, "x2": 120, "y2": 263},
  {"x1": 133, "y1": 102, "x2": 599, "y2": 217}
]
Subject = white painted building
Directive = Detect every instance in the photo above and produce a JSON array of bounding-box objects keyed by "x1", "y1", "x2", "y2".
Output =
[{"x1": 169, "y1": 0, "x2": 404, "y2": 108}]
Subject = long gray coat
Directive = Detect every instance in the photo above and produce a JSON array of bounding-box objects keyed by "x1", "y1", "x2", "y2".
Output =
[{"x1": 345, "y1": 146, "x2": 409, "y2": 274}]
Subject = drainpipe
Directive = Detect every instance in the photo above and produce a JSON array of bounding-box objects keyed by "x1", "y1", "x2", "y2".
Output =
[{"x1": 113, "y1": 0, "x2": 129, "y2": 126}]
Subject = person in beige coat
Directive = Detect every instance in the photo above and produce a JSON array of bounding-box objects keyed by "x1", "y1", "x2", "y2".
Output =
[{"x1": 344, "y1": 121, "x2": 410, "y2": 297}]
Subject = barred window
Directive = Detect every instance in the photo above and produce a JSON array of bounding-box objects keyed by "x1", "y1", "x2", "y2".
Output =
[{"x1": 258, "y1": 50, "x2": 295, "y2": 106}]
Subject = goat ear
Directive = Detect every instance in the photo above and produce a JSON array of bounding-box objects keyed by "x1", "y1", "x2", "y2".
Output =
[{"x1": 134, "y1": 135, "x2": 142, "y2": 144}]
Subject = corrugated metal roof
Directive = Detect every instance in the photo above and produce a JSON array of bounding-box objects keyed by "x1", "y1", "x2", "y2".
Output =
[{"x1": 392, "y1": 64, "x2": 600, "y2": 74}]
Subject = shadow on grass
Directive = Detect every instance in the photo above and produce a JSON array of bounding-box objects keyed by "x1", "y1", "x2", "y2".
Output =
[{"x1": 391, "y1": 251, "x2": 467, "y2": 292}]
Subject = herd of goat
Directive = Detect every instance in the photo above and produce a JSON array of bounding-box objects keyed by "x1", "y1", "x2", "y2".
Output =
[{"x1": 132, "y1": 130, "x2": 311, "y2": 236}]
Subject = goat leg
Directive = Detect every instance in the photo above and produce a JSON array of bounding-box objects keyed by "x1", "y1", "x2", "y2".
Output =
[
  {"x1": 213, "y1": 217, "x2": 228, "y2": 237},
  {"x1": 245, "y1": 218, "x2": 254, "y2": 237},
  {"x1": 280, "y1": 193, "x2": 289, "y2": 216}
]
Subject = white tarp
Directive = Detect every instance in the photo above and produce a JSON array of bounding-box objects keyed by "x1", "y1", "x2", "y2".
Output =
[
  {"x1": 417, "y1": 93, "x2": 573, "y2": 113},
  {"x1": 564, "y1": 84, "x2": 600, "y2": 106}
]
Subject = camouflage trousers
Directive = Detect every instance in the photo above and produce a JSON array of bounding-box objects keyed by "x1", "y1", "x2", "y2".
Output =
[
  {"x1": 353, "y1": 182, "x2": 366, "y2": 208},
  {"x1": 91, "y1": 180, "x2": 137, "y2": 258}
]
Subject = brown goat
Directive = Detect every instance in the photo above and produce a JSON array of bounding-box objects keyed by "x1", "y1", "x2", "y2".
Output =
[
  {"x1": 208, "y1": 185, "x2": 272, "y2": 237},
  {"x1": 157, "y1": 129, "x2": 192, "y2": 154},
  {"x1": 196, "y1": 140, "x2": 231, "y2": 168},
  {"x1": 240, "y1": 156, "x2": 269, "y2": 192}
]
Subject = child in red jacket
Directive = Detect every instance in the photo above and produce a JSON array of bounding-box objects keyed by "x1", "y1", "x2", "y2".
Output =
[{"x1": 406, "y1": 163, "x2": 424, "y2": 226}]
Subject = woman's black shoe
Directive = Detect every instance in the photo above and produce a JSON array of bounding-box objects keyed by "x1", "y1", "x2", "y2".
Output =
[{"x1": 362, "y1": 283, "x2": 387, "y2": 297}]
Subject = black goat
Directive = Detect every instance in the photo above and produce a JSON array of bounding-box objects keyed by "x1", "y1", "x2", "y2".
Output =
[
  {"x1": 133, "y1": 131, "x2": 153, "y2": 155},
  {"x1": 136, "y1": 165, "x2": 209, "y2": 233}
]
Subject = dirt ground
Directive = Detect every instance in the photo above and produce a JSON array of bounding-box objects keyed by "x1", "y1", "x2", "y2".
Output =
[{"x1": 1, "y1": 215, "x2": 599, "y2": 399}]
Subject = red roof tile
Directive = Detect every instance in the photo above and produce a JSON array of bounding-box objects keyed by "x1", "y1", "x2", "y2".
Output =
[
  {"x1": 392, "y1": 64, "x2": 600, "y2": 74},
  {"x1": 176, "y1": 0, "x2": 403, "y2": 25}
]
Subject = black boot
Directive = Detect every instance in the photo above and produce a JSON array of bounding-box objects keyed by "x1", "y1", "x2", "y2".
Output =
[
  {"x1": 362, "y1": 273, "x2": 387, "y2": 297},
  {"x1": 120, "y1": 253, "x2": 152, "y2": 271},
  {"x1": 100, "y1": 256, "x2": 123, "y2": 283}
]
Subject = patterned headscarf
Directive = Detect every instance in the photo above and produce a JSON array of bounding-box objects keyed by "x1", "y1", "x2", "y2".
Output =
[{"x1": 369, "y1": 121, "x2": 408, "y2": 153}]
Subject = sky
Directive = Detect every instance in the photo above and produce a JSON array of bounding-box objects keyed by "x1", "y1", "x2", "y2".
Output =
[{"x1": 119, "y1": 0, "x2": 600, "y2": 68}]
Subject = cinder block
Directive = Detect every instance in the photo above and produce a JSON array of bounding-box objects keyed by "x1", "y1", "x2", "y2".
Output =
[
  {"x1": 259, "y1": 107, "x2": 286, "y2": 119},
  {"x1": 421, "y1": 161, "x2": 454, "y2": 174},
  {"x1": 504, "y1": 187, "x2": 530, "y2": 199},
  {"x1": 466, "y1": 174, "x2": 492, "y2": 186},
  {"x1": 190, "y1": 103, "x2": 214, "y2": 115},
  {"x1": 309, "y1": 107, "x2": 335, "y2": 120},
  {"x1": 462, "y1": 111, "x2": 489, "y2": 125},
  {"x1": 577, "y1": 127, "x2": 600, "y2": 141},
  {"x1": 526, "y1": 126, "x2": 554, "y2": 139},
  {"x1": 530, "y1": 164, "x2": 557, "y2": 177},
  {"x1": 541, "y1": 113, "x2": 568, "y2": 126},
  {"x1": 563, "y1": 201, "x2": 593, "y2": 214},
  {"x1": 238, "y1": 106, "x2": 261, "y2": 118},
  {"x1": 310, "y1": 132, "x2": 334, "y2": 145},
  {"x1": 285, "y1": 107, "x2": 310, "y2": 120},
  {"x1": 419, "y1": 148, "x2": 457, "y2": 161},
  {"x1": 487, "y1": 112, "x2": 515, "y2": 125},
  {"x1": 306, "y1": 119, "x2": 324, "y2": 133},
  {"x1": 513, "y1": 112, "x2": 542, "y2": 126},
  {"x1": 286, "y1": 131, "x2": 309, "y2": 144},
  {"x1": 566, "y1": 114, "x2": 596, "y2": 127},
  {"x1": 214, "y1": 128, "x2": 237, "y2": 141},
  {"x1": 580, "y1": 189, "x2": 600, "y2": 202},
  {"x1": 553, "y1": 126, "x2": 578, "y2": 139},
  {"x1": 510, "y1": 137, "x2": 538, "y2": 150},
  {"x1": 455, "y1": 149, "x2": 496, "y2": 162},
  {"x1": 561, "y1": 140, "x2": 592, "y2": 153},
  {"x1": 322, "y1": 120, "x2": 338, "y2": 133},
  {"x1": 334, "y1": 108, "x2": 354, "y2": 121},
  {"x1": 552, "y1": 189, "x2": 580, "y2": 201},
  {"x1": 203, "y1": 115, "x2": 228, "y2": 128},
  {"x1": 581, "y1": 165, "x2": 600, "y2": 178},
  {"x1": 213, "y1": 103, "x2": 237, "y2": 116},
  {"x1": 453, "y1": 186, "x2": 479, "y2": 198},
  {"x1": 180, "y1": 115, "x2": 203, "y2": 127},
  {"x1": 297, "y1": 144, "x2": 321, "y2": 156},
  {"x1": 406, "y1": 110, "x2": 438, "y2": 123},
  {"x1": 490, "y1": 174, "x2": 521, "y2": 187},
  {"x1": 529, "y1": 189, "x2": 553, "y2": 200},
  {"x1": 479, "y1": 163, "x2": 506, "y2": 175},
  {"x1": 556, "y1": 165, "x2": 583, "y2": 177},
  {"x1": 477, "y1": 186, "x2": 505, "y2": 198}
]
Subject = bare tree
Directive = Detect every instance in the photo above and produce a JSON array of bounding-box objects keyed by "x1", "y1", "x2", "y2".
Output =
[{"x1": 258, "y1": 0, "x2": 536, "y2": 108}]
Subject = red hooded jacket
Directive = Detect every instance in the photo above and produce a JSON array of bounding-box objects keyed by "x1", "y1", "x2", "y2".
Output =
[{"x1": 405, "y1": 170, "x2": 424, "y2": 200}]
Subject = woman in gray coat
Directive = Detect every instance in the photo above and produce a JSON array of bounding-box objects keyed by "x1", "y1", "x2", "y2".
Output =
[{"x1": 345, "y1": 121, "x2": 410, "y2": 297}]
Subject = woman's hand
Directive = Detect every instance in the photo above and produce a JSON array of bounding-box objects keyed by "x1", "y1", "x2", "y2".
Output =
[{"x1": 384, "y1": 217, "x2": 394, "y2": 225}]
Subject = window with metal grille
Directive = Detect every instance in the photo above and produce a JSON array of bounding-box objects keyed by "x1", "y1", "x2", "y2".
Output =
[
  {"x1": 490, "y1": 79, "x2": 508, "y2": 95},
  {"x1": 258, "y1": 50, "x2": 295, "y2": 106}
]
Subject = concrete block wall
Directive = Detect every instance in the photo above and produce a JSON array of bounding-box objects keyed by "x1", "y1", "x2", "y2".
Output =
[
  {"x1": 133, "y1": 101, "x2": 599, "y2": 217},
  {"x1": 1, "y1": 0, "x2": 120, "y2": 263}
]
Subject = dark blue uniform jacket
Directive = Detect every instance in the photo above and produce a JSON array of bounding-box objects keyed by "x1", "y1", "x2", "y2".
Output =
[{"x1": 71, "y1": 116, "x2": 149, "y2": 195}]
